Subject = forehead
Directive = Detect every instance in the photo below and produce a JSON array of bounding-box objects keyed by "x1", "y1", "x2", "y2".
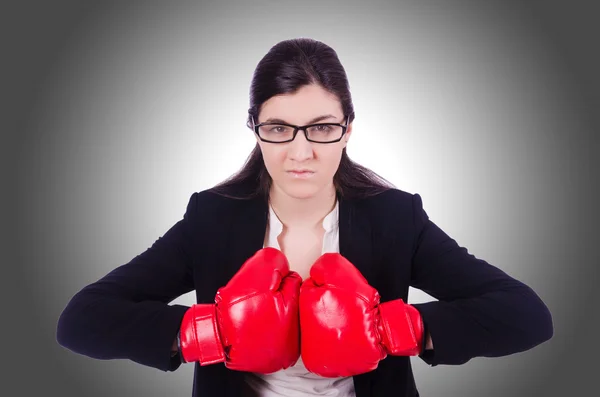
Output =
[{"x1": 259, "y1": 84, "x2": 343, "y2": 124}]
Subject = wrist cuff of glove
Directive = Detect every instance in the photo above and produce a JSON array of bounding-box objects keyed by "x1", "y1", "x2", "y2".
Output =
[
  {"x1": 180, "y1": 304, "x2": 226, "y2": 365},
  {"x1": 378, "y1": 299, "x2": 424, "y2": 356}
]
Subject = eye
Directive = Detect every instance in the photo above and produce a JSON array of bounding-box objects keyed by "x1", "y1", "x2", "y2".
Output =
[
  {"x1": 308, "y1": 124, "x2": 333, "y2": 134},
  {"x1": 269, "y1": 126, "x2": 290, "y2": 133}
]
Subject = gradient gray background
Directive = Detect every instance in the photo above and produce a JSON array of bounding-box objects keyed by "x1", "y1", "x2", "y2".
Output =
[{"x1": 5, "y1": 0, "x2": 599, "y2": 396}]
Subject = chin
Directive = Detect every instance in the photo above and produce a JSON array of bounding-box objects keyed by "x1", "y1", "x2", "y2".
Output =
[{"x1": 277, "y1": 182, "x2": 321, "y2": 200}]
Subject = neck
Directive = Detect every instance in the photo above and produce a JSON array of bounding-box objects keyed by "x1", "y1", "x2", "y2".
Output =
[{"x1": 269, "y1": 182, "x2": 337, "y2": 229}]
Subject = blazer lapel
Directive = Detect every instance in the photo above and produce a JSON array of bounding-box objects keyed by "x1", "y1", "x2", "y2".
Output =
[
  {"x1": 339, "y1": 195, "x2": 374, "y2": 284},
  {"x1": 220, "y1": 194, "x2": 270, "y2": 287}
]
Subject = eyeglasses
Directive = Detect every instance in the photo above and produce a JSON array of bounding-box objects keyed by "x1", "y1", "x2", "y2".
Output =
[{"x1": 252, "y1": 116, "x2": 349, "y2": 144}]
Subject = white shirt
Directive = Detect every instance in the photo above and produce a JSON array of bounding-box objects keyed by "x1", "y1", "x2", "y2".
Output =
[{"x1": 243, "y1": 200, "x2": 356, "y2": 396}]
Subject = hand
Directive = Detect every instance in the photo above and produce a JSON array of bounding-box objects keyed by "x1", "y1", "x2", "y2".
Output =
[
  {"x1": 299, "y1": 253, "x2": 425, "y2": 377},
  {"x1": 179, "y1": 247, "x2": 302, "y2": 373}
]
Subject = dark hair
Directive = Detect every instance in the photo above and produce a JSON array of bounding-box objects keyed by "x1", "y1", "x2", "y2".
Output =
[{"x1": 210, "y1": 38, "x2": 395, "y2": 200}]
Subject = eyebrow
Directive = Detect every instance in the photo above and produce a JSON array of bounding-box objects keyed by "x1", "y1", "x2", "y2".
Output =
[{"x1": 263, "y1": 114, "x2": 339, "y2": 125}]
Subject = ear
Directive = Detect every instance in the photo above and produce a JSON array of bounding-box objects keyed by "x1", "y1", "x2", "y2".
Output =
[
  {"x1": 250, "y1": 125, "x2": 261, "y2": 144},
  {"x1": 343, "y1": 123, "x2": 352, "y2": 147}
]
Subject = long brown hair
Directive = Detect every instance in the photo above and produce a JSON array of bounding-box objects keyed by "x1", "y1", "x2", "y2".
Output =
[{"x1": 210, "y1": 38, "x2": 395, "y2": 200}]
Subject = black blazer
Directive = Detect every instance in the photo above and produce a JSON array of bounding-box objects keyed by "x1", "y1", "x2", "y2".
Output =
[{"x1": 56, "y1": 184, "x2": 553, "y2": 397}]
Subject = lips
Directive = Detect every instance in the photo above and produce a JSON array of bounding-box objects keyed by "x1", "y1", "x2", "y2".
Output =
[{"x1": 287, "y1": 170, "x2": 315, "y2": 178}]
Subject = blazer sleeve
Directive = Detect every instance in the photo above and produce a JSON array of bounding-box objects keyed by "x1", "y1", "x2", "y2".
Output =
[
  {"x1": 408, "y1": 193, "x2": 554, "y2": 366},
  {"x1": 56, "y1": 192, "x2": 199, "y2": 372}
]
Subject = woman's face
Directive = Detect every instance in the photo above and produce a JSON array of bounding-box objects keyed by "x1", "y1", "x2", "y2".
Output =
[{"x1": 255, "y1": 84, "x2": 352, "y2": 200}]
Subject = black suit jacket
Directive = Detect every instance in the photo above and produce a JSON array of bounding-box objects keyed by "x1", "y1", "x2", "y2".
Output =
[{"x1": 56, "y1": 184, "x2": 553, "y2": 396}]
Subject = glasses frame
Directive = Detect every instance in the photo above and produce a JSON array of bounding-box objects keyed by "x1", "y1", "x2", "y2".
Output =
[{"x1": 251, "y1": 116, "x2": 350, "y2": 144}]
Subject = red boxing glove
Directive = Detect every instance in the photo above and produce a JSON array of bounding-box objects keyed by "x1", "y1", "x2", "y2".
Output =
[
  {"x1": 179, "y1": 247, "x2": 302, "y2": 373},
  {"x1": 299, "y1": 253, "x2": 425, "y2": 377}
]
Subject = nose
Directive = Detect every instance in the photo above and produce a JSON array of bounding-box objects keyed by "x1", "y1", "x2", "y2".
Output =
[{"x1": 287, "y1": 129, "x2": 314, "y2": 161}]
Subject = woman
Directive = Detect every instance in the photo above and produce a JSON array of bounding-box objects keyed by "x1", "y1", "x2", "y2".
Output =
[{"x1": 56, "y1": 38, "x2": 554, "y2": 397}]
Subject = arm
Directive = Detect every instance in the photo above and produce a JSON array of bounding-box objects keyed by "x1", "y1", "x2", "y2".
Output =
[
  {"x1": 409, "y1": 193, "x2": 553, "y2": 366},
  {"x1": 56, "y1": 192, "x2": 201, "y2": 372}
]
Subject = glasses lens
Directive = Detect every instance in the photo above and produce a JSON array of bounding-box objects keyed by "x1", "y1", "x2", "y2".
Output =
[
  {"x1": 258, "y1": 124, "x2": 295, "y2": 142},
  {"x1": 306, "y1": 124, "x2": 343, "y2": 142}
]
